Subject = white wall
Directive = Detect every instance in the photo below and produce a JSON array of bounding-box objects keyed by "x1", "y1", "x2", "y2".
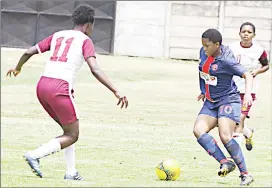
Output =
[
  {"x1": 167, "y1": 1, "x2": 220, "y2": 59},
  {"x1": 113, "y1": 1, "x2": 167, "y2": 58},
  {"x1": 114, "y1": 1, "x2": 272, "y2": 60},
  {"x1": 222, "y1": 1, "x2": 272, "y2": 55}
]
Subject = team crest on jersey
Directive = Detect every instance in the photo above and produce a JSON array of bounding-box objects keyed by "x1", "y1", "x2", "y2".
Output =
[{"x1": 211, "y1": 64, "x2": 218, "y2": 71}]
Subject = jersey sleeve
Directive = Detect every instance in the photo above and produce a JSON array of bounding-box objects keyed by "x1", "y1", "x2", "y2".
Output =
[
  {"x1": 199, "y1": 47, "x2": 206, "y2": 94},
  {"x1": 226, "y1": 58, "x2": 246, "y2": 77},
  {"x1": 82, "y1": 38, "x2": 96, "y2": 61},
  {"x1": 259, "y1": 50, "x2": 268, "y2": 66},
  {"x1": 199, "y1": 47, "x2": 204, "y2": 58},
  {"x1": 36, "y1": 34, "x2": 54, "y2": 53},
  {"x1": 199, "y1": 73, "x2": 205, "y2": 94}
]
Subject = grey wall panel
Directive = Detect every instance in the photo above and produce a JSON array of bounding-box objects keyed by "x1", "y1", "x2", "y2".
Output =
[
  {"x1": 39, "y1": 1, "x2": 76, "y2": 15},
  {"x1": 1, "y1": 12, "x2": 37, "y2": 47},
  {"x1": 1, "y1": 1, "x2": 116, "y2": 53},
  {"x1": 76, "y1": 1, "x2": 115, "y2": 18},
  {"x1": 1, "y1": 0, "x2": 38, "y2": 13},
  {"x1": 92, "y1": 19, "x2": 114, "y2": 53},
  {"x1": 36, "y1": 14, "x2": 73, "y2": 42}
]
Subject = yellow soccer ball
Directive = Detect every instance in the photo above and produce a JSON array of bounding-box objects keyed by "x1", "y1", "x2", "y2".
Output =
[{"x1": 155, "y1": 159, "x2": 181, "y2": 181}]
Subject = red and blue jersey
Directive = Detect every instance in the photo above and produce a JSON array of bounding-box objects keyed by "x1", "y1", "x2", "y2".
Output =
[{"x1": 199, "y1": 45, "x2": 246, "y2": 109}]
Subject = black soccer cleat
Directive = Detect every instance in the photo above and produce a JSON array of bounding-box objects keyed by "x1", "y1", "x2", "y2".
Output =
[
  {"x1": 218, "y1": 160, "x2": 236, "y2": 177},
  {"x1": 23, "y1": 153, "x2": 43, "y2": 178},
  {"x1": 240, "y1": 174, "x2": 254, "y2": 186},
  {"x1": 64, "y1": 172, "x2": 83, "y2": 181}
]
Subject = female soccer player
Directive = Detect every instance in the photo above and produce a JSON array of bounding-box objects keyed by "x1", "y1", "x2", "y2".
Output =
[
  {"x1": 6, "y1": 4, "x2": 128, "y2": 180},
  {"x1": 229, "y1": 22, "x2": 269, "y2": 151},
  {"x1": 193, "y1": 29, "x2": 254, "y2": 186}
]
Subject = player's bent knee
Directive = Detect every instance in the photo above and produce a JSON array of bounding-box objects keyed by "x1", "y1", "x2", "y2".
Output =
[
  {"x1": 61, "y1": 120, "x2": 79, "y2": 142},
  {"x1": 219, "y1": 132, "x2": 232, "y2": 144},
  {"x1": 193, "y1": 123, "x2": 207, "y2": 139},
  {"x1": 193, "y1": 115, "x2": 217, "y2": 139},
  {"x1": 193, "y1": 127, "x2": 201, "y2": 138},
  {"x1": 72, "y1": 133, "x2": 79, "y2": 143},
  {"x1": 64, "y1": 132, "x2": 78, "y2": 146},
  {"x1": 65, "y1": 130, "x2": 79, "y2": 142}
]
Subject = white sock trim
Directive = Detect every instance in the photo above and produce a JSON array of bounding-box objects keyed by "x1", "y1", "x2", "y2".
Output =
[
  {"x1": 64, "y1": 144, "x2": 77, "y2": 175},
  {"x1": 29, "y1": 138, "x2": 61, "y2": 159}
]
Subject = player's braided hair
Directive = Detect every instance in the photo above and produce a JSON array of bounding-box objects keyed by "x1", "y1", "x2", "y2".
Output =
[
  {"x1": 72, "y1": 4, "x2": 95, "y2": 25},
  {"x1": 240, "y1": 22, "x2": 255, "y2": 33},
  {"x1": 202, "y1": 29, "x2": 222, "y2": 45}
]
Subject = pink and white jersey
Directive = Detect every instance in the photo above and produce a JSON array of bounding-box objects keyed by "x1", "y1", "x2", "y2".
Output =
[
  {"x1": 36, "y1": 30, "x2": 95, "y2": 89},
  {"x1": 229, "y1": 41, "x2": 267, "y2": 93}
]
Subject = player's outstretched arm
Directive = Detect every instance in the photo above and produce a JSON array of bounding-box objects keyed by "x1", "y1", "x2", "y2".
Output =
[
  {"x1": 86, "y1": 57, "x2": 128, "y2": 108},
  {"x1": 242, "y1": 72, "x2": 254, "y2": 107},
  {"x1": 226, "y1": 58, "x2": 253, "y2": 108},
  {"x1": 251, "y1": 57, "x2": 269, "y2": 77},
  {"x1": 6, "y1": 46, "x2": 38, "y2": 77},
  {"x1": 198, "y1": 73, "x2": 206, "y2": 102}
]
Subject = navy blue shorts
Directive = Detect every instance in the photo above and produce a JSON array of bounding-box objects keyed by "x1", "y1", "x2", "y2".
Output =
[{"x1": 198, "y1": 103, "x2": 241, "y2": 124}]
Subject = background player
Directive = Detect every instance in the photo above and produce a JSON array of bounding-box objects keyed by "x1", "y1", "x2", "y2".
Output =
[
  {"x1": 229, "y1": 22, "x2": 269, "y2": 150},
  {"x1": 193, "y1": 29, "x2": 254, "y2": 186},
  {"x1": 6, "y1": 4, "x2": 128, "y2": 180}
]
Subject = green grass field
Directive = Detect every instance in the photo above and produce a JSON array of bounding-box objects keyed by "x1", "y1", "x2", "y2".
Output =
[{"x1": 1, "y1": 48, "x2": 271, "y2": 187}]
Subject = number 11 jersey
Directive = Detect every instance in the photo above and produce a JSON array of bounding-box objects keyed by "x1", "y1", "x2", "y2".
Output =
[{"x1": 36, "y1": 30, "x2": 96, "y2": 89}]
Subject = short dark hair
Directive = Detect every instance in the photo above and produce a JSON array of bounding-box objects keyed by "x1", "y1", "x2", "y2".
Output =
[
  {"x1": 72, "y1": 4, "x2": 95, "y2": 25},
  {"x1": 202, "y1": 29, "x2": 222, "y2": 45},
  {"x1": 240, "y1": 22, "x2": 256, "y2": 33}
]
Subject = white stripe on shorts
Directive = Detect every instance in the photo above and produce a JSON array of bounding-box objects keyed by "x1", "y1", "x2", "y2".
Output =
[{"x1": 68, "y1": 84, "x2": 79, "y2": 119}]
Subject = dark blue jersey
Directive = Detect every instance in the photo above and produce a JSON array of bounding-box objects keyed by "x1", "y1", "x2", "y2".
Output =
[{"x1": 199, "y1": 45, "x2": 246, "y2": 108}]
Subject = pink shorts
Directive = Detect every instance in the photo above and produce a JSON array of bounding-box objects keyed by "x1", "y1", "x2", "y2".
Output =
[
  {"x1": 240, "y1": 93, "x2": 256, "y2": 118},
  {"x1": 36, "y1": 76, "x2": 78, "y2": 125}
]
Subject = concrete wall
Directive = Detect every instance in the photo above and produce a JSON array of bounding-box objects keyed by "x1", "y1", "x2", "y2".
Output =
[
  {"x1": 113, "y1": 1, "x2": 167, "y2": 58},
  {"x1": 167, "y1": 1, "x2": 220, "y2": 59},
  {"x1": 223, "y1": 1, "x2": 272, "y2": 54},
  {"x1": 114, "y1": 1, "x2": 272, "y2": 60}
]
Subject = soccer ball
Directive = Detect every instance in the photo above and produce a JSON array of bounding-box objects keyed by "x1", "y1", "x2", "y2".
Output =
[{"x1": 155, "y1": 159, "x2": 181, "y2": 181}]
